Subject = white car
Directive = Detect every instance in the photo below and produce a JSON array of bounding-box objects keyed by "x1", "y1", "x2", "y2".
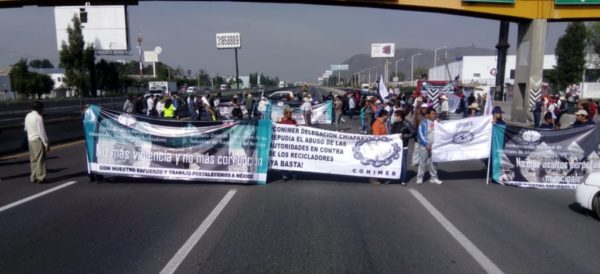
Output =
[
  {"x1": 268, "y1": 90, "x2": 294, "y2": 101},
  {"x1": 575, "y1": 172, "x2": 600, "y2": 219}
]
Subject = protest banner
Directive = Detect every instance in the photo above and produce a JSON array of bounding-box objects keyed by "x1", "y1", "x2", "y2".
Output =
[
  {"x1": 270, "y1": 101, "x2": 332, "y2": 125},
  {"x1": 447, "y1": 93, "x2": 462, "y2": 113},
  {"x1": 432, "y1": 115, "x2": 493, "y2": 162},
  {"x1": 270, "y1": 124, "x2": 403, "y2": 179},
  {"x1": 83, "y1": 105, "x2": 272, "y2": 184},
  {"x1": 491, "y1": 125, "x2": 600, "y2": 189},
  {"x1": 218, "y1": 101, "x2": 248, "y2": 119}
]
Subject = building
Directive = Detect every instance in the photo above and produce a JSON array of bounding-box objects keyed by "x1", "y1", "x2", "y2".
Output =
[
  {"x1": 29, "y1": 68, "x2": 74, "y2": 98},
  {"x1": 428, "y1": 55, "x2": 557, "y2": 86}
]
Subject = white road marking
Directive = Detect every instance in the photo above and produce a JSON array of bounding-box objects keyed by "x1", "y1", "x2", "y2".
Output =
[
  {"x1": 0, "y1": 181, "x2": 78, "y2": 213},
  {"x1": 160, "y1": 189, "x2": 238, "y2": 274},
  {"x1": 408, "y1": 188, "x2": 503, "y2": 274}
]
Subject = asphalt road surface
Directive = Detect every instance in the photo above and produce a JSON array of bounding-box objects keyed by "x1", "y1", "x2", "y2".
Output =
[{"x1": 1, "y1": 96, "x2": 599, "y2": 273}]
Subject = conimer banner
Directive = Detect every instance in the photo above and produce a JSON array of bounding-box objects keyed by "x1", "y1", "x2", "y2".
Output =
[
  {"x1": 270, "y1": 124, "x2": 403, "y2": 179},
  {"x1": 491, "y1": 125, "x2": 600, "y2": 189},
  {"x1": 270, "y1": 101, "x2": 332, "y2": 125},
  {"x1": 432, "y1": 115, "x2": 493, "y2": 162},
  {"x1": 83, "y1": 105, "x2": 272, "y2": 184}
]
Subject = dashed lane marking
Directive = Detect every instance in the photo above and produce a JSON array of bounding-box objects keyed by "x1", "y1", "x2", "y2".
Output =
[
  {"x1": 0, "y1": 181, "x2": 78, "y2": 213},
  {"x1": 409, "y1": 188, "x2": 503, "y2": 274},
  {"x1": 160, "y1": 189, "x2": 238, "y2": 274}
]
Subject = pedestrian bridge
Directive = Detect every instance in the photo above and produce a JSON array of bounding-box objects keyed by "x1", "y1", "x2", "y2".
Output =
[{"x1": 1, "y1": 0, "x2": 599, "y2": 21}]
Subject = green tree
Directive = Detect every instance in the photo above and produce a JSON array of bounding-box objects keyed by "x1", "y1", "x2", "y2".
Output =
[
  {"x1": 95, "y1": 59, "x2": 120, "y2": 94},
  {"x1": 589, "y1": 22, "x2": 600, "y2": 58},
  {"x1": 413, "y1": 67, "x2": 428, "y2": 81},
  {"x1": 59, "y1": 15, "x2": 95, "y2": 97},
  {"x1": 27, "y1": 73, "x2": 54, "y2": 99},
  {"x1": 9, "y1": 58, "x2": 29, "y2": 96},
  {"x1": 29, "y1": 59, "x2": 54, "y2": 69},
  {"x1": 553, "y1": 22, "x2": 587, "y2": 92}
]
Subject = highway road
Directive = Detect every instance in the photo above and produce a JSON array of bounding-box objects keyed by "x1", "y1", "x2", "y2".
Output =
[{"x1": 1, "y1": 97, "x2": 599, "y2": 273}]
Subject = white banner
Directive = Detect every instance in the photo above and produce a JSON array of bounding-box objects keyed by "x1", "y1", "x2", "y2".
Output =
[
  {"x1": 432, "y1": 115, "x2": 493, "y2": 162},
  {"x1": 270, "y1": 124, "x2": 403, "y2": 179}
]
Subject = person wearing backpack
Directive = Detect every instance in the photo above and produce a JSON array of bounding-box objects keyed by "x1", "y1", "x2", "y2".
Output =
[{"x1": 390, "y1": 109, "x2": 416, "y2": 186}]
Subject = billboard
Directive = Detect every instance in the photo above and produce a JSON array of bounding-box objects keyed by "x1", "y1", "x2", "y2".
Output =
[
  {"x1": 216, "y1": 33, "x2": 241, "y2": 49},
  {"x1": 144, "y1": 51, "x2": 158, "y2": 62},
  {"x1": 55, "y1": 5, "x2": 129, "y2": 51},
  {"x1": 371, "y1": 43, "x2": 395, "y2": 58}
]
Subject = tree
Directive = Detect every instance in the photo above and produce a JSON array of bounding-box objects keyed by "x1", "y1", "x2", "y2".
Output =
[
  {"x1": 589, "y1": 22, "x2": 600, "y2": 58},
  {"x1": 9, "y1": 59, "x2": 29, "y2": 96},
  {"x1": 59, "y1": 15, "x2": 95, "y2": 97},
  {"x1": 95, "y1": 59, "x2": 120, "y2": 94},
  {"x1": 29, "y1": 59, "x2": 54, "y2": 69},
  {"x1": 413, "y1": 67, "x2": 428, "y2": 81},
  {"x1": 553, "y1": 22, "x2": 587, "y2": 92},
  {"x1": 27, "y1": 73, "x2": 54, "y2": 99}
]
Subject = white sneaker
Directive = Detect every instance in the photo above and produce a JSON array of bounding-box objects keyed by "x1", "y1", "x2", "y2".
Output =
[
  {"x1": 416, "y1": 179, "x2": 423, "y2": 185},
  {"x1": 429, "y1": 178, "x2": 443, "y2": 185}
]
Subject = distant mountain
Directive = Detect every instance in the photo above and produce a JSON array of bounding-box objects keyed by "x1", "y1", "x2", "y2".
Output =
[{"x1": 339, "y1": 45, "x2": 496, "y2": 81}]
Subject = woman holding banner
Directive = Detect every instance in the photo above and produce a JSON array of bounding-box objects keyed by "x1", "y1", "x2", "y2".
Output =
[{"x1": 391, "y1": 110, "x2": 415, "y2": 186}]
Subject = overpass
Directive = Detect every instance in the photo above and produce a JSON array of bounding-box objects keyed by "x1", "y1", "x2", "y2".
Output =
[{"x1": 2, "y1": 0, "x2": 600, "y2": 123}]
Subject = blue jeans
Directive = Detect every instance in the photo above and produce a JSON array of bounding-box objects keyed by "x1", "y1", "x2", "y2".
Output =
[
  {"x1": 360, "y1": 118, "x2": 366, "y2": 132},
  {"x1": 400, "y1": 147, "x2": 409, "y2": 183}
]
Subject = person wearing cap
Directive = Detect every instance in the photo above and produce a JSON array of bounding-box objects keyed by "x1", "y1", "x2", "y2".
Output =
[
  {"x1": 440, "y1": 94, "x2": 449, "y2": 120},
  {"x1": 301, "y1": 96, "x2": 313, "y2": 126},
  {"x1": 571, "y1": 109, "x2": 595, "y2": 128},
  {"x1": 492, "y1": 106, "x2": 505, "y2": 125},
  {"x1": 257, "y1": 96, "x2": 269, "y2": 119},
  {"x1": 416, "y1": 107, "x2": 442, "y2": 185},
  {"x1": 467, "y1": 103, "x2": 480, "y2": 117}
]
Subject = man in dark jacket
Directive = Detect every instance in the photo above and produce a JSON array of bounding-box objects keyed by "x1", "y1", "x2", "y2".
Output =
[{"x1": 391, "y1": 109, "x2": 416, "y2": 186}]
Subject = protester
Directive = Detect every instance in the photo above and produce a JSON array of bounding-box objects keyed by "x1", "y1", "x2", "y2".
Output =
[
  {"x1": 467, "y1": 103, "x2": 480, "y2": 117},
  {"x1": 416, "y1": 107, "x2": 442, "y2": 185},
  {"x1": 587, "y1": 98, "x2": 597, "y2": 121},
  {"x1": 334, "y1": 95, "x2": 344, "y2": 130},
  {"x1": 187, "y1": 95, "x2": 197, "y2": 120},
  {"x1": 359, "y1": 98, "x2": 369, "y2": 134},
  {"x1": 155, "y1": 96, "x2": 165, "y2": 117},
  {"x1": 365, "y1": 97, "x2": 376, "y2": 133},
  {"x1": 571, "y1": 109, "x2": 596, "y2": 128},
  {"x1": 146, "y1": 95, "x2": 155, "y2": 116},
  {"x1": 301, "y1": 96, "x2": 313, "y2": 126},
  {"x1": 25, "y1": 101, "x2": 49, "y2": 184},
  {"x1": 439, "y1": 94, "x2": 449, "y2": 120},
  {"x1": 348, "y1": 94, "x2": 356, "y2": 120},
  {"x1": 231, "y1": 97, "x2": 243, "y2": 120},
  {"x1": 134, "y1": 94, "x2": 145, "y2": 115},
  {"x1": 391, "y1": 109, "x2": 416, "y2": 186},
  {"x1": 531, "y1": 99, "x2": 543, "y2": 128},
  {"x1": 257, "y1": 96, "x2": 269, "y2": 119},
  {"x1": 369, "y1": 109, "x2": 389, "y2": 184},
  {"x1": 163, "y1": 99, "x2": 176, "y2": 119},
  {"x1": 539, "y1": 112, "x2": 555, "y2": 129},
  {"x1": 278, "y1": 107, "x2": 297, "y2": 181},
  {"x1": 245, "y1": 93, "x2": 255, "y2": 119},
  {"x1": 123, "y1": 95, "x2": 134, "y2": 113},
  {"x1": 492, "y1": 106, "x2": 505, "y2": 125},
  {"x1": 411, "y1": 101, "x2": 427, "y2": 167}
]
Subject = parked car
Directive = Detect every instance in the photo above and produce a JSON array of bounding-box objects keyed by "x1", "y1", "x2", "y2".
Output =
[
  {"x1": 576, "y1": 172, "x2": 600, "y2": 219},
  {"x1": 267, "y1": 90, "x2": 295, "y2": 101}
]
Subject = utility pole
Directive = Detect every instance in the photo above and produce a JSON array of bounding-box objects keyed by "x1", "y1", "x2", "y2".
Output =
[{"x1": 137, "y1": 32, "x2": 143, "y2": 78}]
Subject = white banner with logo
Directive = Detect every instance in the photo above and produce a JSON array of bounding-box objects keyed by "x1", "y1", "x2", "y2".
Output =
[
  {"x1": 270, "y1": 124, "x2": 403, "y2": 179},
  {"x1": 447, "y1": 93, "x2": 461, "y2": 113},
  {"x1": 432, "y1": 115, "x2": 493, "y2": 162}
]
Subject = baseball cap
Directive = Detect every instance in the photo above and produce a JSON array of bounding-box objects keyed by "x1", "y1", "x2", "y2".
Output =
[
  {"x1": 492, "y1": 106, "x2": 504, "y2": 114},
  {"x1": 575, "y1": 109, "x2": 588, "y2": 116}
]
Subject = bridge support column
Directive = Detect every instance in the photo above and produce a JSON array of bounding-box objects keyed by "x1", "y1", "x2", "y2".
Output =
[{"x1": 511, "y1": 19, "x2": 547, "y2": 124}]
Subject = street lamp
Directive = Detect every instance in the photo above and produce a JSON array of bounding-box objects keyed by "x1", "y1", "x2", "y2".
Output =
[
  {"x1": 394, "y1": 58, "x2": 404, "y2": 81},
  {"x1": 411, "y1": 53, "x2": 422, "y2": 85},
  {"x1": 434, "y1": 46, "x2": 447, "y2": 80}
]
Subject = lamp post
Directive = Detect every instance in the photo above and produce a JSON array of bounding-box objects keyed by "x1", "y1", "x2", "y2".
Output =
[
  {"x1": 434, "y1": 46, "x2": 447, "y2": 80},
  {"x1": 394, "y1": 58, "x2": 404, "y2": 81},
  {"x1": 411, "y1": 53, "x2": 422, "y2": 85}
]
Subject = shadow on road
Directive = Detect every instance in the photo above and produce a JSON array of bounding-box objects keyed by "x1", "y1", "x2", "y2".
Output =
[
  {"x1": 568, "y1": 202, "x2": 599, "y2": 220},
  {"x1": 0, "y1": 156, "x2": 59, "y2": 166}
]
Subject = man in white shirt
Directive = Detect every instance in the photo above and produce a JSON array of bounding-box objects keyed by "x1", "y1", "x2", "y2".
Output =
[
  {"x1": 24, "y1": 101, "x2": 49, "y2": 184},
  {"x1": 301, "y1": 96, "x2": 313, "y2": 126},
  {"x1": 146, "y1": 95, "x2": 154, "y2": 116}
]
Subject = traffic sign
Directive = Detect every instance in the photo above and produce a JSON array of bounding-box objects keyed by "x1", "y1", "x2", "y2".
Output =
[
  {"x1": 216, "y1": 33, "x2": 241, "y2": 49},
  {"x1": 330, "y1": 64, "x2": 349, "y2": 71}
]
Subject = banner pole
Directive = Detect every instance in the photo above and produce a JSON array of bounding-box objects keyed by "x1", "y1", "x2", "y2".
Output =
[
  {"x1": 486, "y1": 153, "x2": 491, "y2": 185},
  {"x1": 486, "y1": 121, "x2": 493, "y2": 185}
]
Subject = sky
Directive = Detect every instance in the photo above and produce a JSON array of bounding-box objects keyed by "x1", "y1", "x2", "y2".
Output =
[{"x1": 0, "y1": 1, "x2": 567, "y2": 82}]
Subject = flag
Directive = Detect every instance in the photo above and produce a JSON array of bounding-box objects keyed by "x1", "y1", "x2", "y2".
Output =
[
  {"x1": 378, "y1": 76, "x2": 389, "y2": 101},
  {"x1": 483, "y1": 88, "x2": 493, "y2": 115}
]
